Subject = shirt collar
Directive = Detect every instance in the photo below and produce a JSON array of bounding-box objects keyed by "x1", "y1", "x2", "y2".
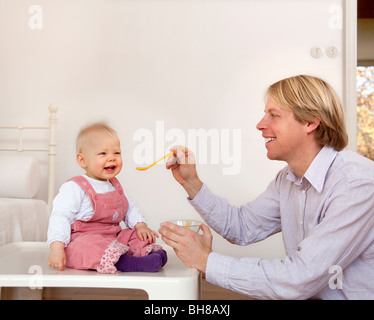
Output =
[{"x1": 287, "y1": 145, "x2": 338, "y2": 193}]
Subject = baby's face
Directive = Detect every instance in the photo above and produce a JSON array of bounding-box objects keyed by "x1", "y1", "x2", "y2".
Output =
[{"x1": 77, "y1": 133, "x2": 122, "y2": 181}]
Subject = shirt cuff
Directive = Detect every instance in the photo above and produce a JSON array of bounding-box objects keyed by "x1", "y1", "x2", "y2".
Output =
[
  {"x1": 47, "y1": 238, "x2": 69, "y2": 247},
  {"x1": 205, "y1": 252, "x2": 234, "y2": 290},
  {"x1": 187, "y1": 183, "x2": 216, "y2": 216},
  {"x1": 186, "y1": 183, "x2": 206, "y2": 202}
]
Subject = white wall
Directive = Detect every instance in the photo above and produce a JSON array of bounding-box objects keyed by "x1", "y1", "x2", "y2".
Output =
[{"x1": 0, "y1": 0, "x2": 349, "y2": 260}]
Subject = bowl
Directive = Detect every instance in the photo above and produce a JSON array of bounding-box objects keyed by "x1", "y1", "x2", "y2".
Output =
[{"x1": 162, "y1": 220, "x2": 202, "y2": 233}]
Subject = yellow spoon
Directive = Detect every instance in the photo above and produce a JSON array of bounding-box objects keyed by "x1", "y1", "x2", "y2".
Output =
[
  {"x1": 136, "y1": 152, "x2": 174, "y2": 171},
  {"x1": 136, "y1": 147, "x2": 184, "y2": 171}
]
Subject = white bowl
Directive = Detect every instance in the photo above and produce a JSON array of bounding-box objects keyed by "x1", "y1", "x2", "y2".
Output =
[{"x1": 163, "y1": 220, "x2": 202, "y2": 232}]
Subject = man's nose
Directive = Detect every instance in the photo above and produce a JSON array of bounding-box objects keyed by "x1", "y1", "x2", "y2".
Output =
[{"x1": 256, "y1": 116, "x2": 266, "y2": 131}]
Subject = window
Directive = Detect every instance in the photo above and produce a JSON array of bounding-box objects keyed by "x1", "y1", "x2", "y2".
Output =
[{"x1": 357, "y1": 66, "x2": 374, "y2": 160}]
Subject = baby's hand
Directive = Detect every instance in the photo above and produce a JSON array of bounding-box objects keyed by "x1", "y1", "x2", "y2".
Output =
[
  {"x1": 135, "y1": 222, "x2": 159, "y2": 243},
  {"x1": 48, "y1": 241, "x2": 66, "y2": 271}
]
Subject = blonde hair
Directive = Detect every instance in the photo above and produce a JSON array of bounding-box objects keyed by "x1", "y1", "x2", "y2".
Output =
[
  {"x1": 267, "y1": 75, "x2": 348, "y2": 151},
  {"x1": 76, "y1": 122, "x2": 119, "y2": 153}
]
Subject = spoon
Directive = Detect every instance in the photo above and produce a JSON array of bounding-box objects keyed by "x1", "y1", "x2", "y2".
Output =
[
  {"x1": 136, "y1": 151, "x2": 174, "y2": 171},
  {"x1": 136, "y1": 147, "x2": 185, "y2": 171}
]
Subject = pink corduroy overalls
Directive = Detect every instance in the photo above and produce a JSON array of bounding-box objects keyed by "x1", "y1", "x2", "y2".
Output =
[{"x1": 65, "y1": 176, "x2": 162, "y2": 274}]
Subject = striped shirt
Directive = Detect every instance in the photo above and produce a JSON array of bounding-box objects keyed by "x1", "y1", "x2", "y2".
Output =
[{"x1": 188, "y1": 146, "x2": 374, "y2": 299}]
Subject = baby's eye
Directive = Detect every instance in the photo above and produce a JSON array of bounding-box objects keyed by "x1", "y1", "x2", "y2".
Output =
[{"x1": 98, "y1": 152, "x2": 106, "y2": 156}]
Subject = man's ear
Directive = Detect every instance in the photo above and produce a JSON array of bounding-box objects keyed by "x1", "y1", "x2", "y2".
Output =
[
  {"x1": 306, "y1": 118, "x2": 320, "y2": 134},
  {"x1": 76, "y1": 153, "x2": 87, "y2": 169}
]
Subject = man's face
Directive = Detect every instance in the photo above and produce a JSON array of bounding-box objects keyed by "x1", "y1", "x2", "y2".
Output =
[{"x1": 256, "y1": 97, "x2": 309, "y2": 164}]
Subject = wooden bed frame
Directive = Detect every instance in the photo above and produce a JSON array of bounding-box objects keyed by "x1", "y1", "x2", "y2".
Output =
[{"x1": 0, "y1": 104, "x2": 58, "y2": 211}]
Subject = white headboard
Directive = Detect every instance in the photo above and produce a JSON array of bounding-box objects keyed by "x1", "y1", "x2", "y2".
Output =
[{"x1": 0, "y1": 105, "x2": 58, "y2": 211}]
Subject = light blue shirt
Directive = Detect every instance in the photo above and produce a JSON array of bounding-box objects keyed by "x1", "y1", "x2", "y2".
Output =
[{"x1": 189, "y1": 146, "x2": 374, "y2": 299}]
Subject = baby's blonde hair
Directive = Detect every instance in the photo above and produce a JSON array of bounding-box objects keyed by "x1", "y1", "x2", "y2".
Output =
[
  {"x1": 76, "y1": 122, "x2": 119, "y2": 153},
  {"x1": 267, "y1": 75, "x2": 348, "y2": 151}
]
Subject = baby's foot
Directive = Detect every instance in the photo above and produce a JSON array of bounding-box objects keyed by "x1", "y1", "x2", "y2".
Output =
[
  {"x1": 115, "y1": 253, "x2": 162, "y2": 272},
  {"x1": 153, "y1": 250, "x2": 167, "y2": 267}
]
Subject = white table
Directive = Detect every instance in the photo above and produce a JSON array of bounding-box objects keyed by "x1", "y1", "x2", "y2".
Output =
[{"x1": 0, "y1": 242, "x2": 201, "y2": 300}]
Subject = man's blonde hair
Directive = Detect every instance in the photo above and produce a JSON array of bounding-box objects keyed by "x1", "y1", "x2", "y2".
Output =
[
  {"x1": 76, "y1": 122, "x2": 119, "y2": 153},
  {"x1": 267, "y1": 75, "x2": 348, "y2": 151}
]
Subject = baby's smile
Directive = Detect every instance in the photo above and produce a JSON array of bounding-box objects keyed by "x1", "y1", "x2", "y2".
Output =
[{"x1": 104, "y1": 165, "x2": 116, "y2": 173}]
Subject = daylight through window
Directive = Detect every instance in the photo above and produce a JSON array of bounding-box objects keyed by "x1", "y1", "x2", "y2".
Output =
[{"x1": 357, "y1": 66, "x2": 374, "y2": 160}]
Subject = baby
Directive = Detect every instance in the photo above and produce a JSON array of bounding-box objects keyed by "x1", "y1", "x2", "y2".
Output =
[{"x1": 47, "y1": 123, "x2": 167, "y2": 273}]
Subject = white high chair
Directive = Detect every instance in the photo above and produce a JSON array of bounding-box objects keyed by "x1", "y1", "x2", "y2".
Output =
[{"x1": 0, "y1": 242, "x2": 201, "y2": 300}]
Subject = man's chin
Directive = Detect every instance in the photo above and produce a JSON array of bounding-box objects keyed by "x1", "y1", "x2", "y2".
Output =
[{"x1": 266, "y1": 151, "x2": 282, "y2": 162}]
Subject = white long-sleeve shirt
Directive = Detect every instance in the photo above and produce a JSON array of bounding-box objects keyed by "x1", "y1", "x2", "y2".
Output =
[
  {"x1": 189, "y1": 146, "x2": 374, "y2": 300},
  {"x1": 47, "y1": 175, "x2": 147, "y2": 246}
]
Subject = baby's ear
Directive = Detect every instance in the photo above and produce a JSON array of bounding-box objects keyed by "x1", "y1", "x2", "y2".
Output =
[{"x1": 76, "y1": 153, "x2": 87, "y2": 169}]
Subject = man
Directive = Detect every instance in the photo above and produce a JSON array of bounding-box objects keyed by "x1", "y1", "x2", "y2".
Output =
[{"x1": 159, "y1": 75, "x2": 374, "y2": 299}]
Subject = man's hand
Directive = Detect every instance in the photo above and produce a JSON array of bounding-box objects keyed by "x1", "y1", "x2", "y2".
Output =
[
  {"x1": 159, "y1": 222, "x2": 213, "y2": 273},
  {"x1": 166, "y1": 146, "x2": 203, "y2": 200}
]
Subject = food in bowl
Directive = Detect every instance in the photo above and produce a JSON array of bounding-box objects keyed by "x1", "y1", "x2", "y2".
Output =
[{"x1": 162, "y1": 220, "x2": 202, "y2": 233}]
